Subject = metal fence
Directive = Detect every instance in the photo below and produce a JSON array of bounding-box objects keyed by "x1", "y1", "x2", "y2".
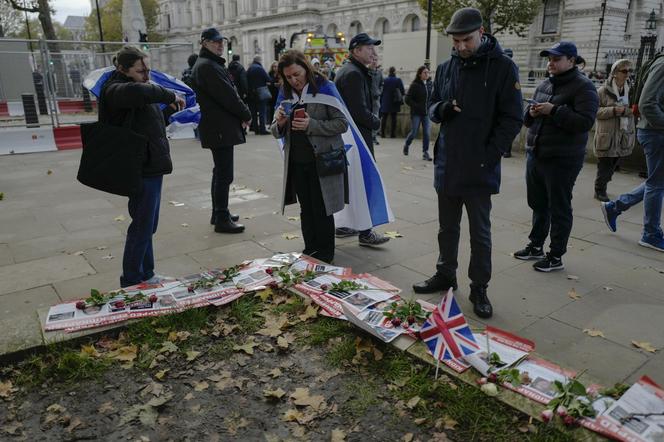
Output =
[{"x1": 0, "y1": 38, "x2": 195, "y2": 128}]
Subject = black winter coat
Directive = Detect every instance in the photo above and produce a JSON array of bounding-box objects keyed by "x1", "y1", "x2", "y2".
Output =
[
  {"x1": 247, "y1": 62, "x2": 271, "y2": 92},
  {"x1": 100, "y1": 71, "x2": 176, "y2": 177},
  {"x1": 227, "y1": 60, "x2": 248, "y2": 100},
  {"x1": 524, "y1": 68, "x2": 599, "y2": 159},
  {"x1": 429, "y1": 34, "x2": 523, "y2": 196},
  {"x1": 405, "y1": 79, "x2": 428, "y2": 116},
  {"x1": 191, "y1": 48, "x2": 252, "y2": 148},
  {"x1": 334, "y1": 57, "x2": 380, "y2": 149}
]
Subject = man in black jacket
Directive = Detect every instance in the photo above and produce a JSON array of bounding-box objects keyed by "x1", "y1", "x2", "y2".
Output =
[
  {"x1": 412, "y1": 8, "x2": 523, "y2": 319},
  {"x1": 333, "y1": 33, "x2": 389, "y2": 247},
  {"x1": 191, "y1": 27, "x2": 252, "y2": 233},
  {"x1": 514, "y1": 42, "x2": 599, "y2": 272},
  {"x1": 247, "y1": 56, "x2": 271, "y2": 134}
]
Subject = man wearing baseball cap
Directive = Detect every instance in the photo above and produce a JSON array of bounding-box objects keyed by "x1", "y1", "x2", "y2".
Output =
[
  {"x1": 513, "y1": 41, "x2": 598, "y2": 271},
  {"x1": 190, "y1": 27, "x2": 252, "y2": 234},
  {"x1": 333, "y1": 32, "x2": 390, "y2": 247},
  {"x1": 412, "y1": 7, "x2": 523, "y2": 319}
]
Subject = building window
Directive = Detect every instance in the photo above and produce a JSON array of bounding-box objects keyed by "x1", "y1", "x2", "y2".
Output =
[
  {"x1": 542, "y1": 0, "x2": 560, "y2": 34},
  {"x1": 349, "y1": 21, "x2": 363, "y2": 36}
]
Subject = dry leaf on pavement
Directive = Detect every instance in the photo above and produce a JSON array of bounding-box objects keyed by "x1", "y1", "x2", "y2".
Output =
[
  {"x1": 194, "y1": 381, "x2": 209, "y2": 392},
  {"x1": 114, "y1": 215, "x2": 126, "y2": 222},
  {"x1": 568, "y1": 288, "x2": 581, "y2": 300},
  {"x1": 331, "y1": 429, "x2": 346, "y2": 441},
  {"x1": 185, "y1": 351, "x2": 201, "y2": 361},
  {"x1": 298, "y1": 305, "x2": 318, "y2": 322},
  {"x1": 583, "y1": 328, "x2": 605, "y2": 338},
  {"x1": 402, "y1": 433, "x2": 414, "y2": 442},
  {"x1": 632, "y1": 341, "x2": 658, "y2": 353},
  {"x1": 233, "y1": 340, "x2": 259, "y2": 355},
  {"x1": 282, "y1": 233, "x2": 299, "y2": 240},
  {"x1": 268, "y1": 368, "x2": 283, "y2": 378},
  {"x1": 406, "y1": 396, "x2": 421, "y2": 409},
  {"x1": 0, "y1": 380, "x2": 16, "y2": 399},
  {"x1": 263, "y1": 388, "x2": 286, "y2": 400},
  {"x1": 566, "y1": 274, "x2": 579, "y2": 281},
  {"x1": 290, "y1": 387, "x2": 326, "y2": 411},
  {"x1": 384, "y1": 231, "x2": 403, "y2": 238}
]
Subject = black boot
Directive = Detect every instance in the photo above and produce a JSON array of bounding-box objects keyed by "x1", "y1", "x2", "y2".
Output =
[
  {"x1": 469, "y1": 284, "x2": 492, "y2": 318},
  {"x1": 403, "y1": 145, "x2": 409, "y2": 156},
  {"x1": 211, "y1": 213, "x2": 240, "y2": 225},
  {"x1": 214, "y1": 214, "x2": 245, "y2": 233},
  {"x1": 412, "y1": 273, "x2": 458, "y2": 294}
]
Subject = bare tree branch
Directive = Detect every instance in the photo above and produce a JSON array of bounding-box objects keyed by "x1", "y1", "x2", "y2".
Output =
[{"x1": 3, "y1": 0, "x2": 39, "y2": 13}]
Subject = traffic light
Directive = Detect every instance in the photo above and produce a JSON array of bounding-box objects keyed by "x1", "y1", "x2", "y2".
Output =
[
  {"x1": 228, "y1": 40, "x2": 233, "y2": 56},
  {"x1": 274, "y1": 37, "x2": 286, "y2": 60}
]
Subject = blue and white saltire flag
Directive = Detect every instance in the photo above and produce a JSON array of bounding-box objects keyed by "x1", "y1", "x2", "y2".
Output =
[
  {"x1": 274, "y1": 80, "x2": 394, "y2": 231},
  {"x1": 420, "y1": 289, "x2": 480, "y2": 361},
  {"x1": 83, "y1": 66, "x2": 197, "y2": 110}
]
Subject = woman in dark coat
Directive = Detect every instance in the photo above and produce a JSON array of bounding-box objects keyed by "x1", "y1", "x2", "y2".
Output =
[
  {"x1": 101, "y1": 46, "x2": 184, "y2": 287},
  {"x1": 380, "y1": 66, "x2": 405, "y2": 138},
  {"x1": 270, "y1": 50, "x2": 348, "y2": 263},
  {"x1": 404, "y1": 65, "x2": 432, "y2": 160}
]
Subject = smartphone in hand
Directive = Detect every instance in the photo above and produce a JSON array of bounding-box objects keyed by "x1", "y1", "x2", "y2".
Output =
[
  {"x1": 524, "y1": 98, "x2": 538, "y2": 105},
  {"x1": 294, "y1": 108, "x2": 306, "y2": 119}
]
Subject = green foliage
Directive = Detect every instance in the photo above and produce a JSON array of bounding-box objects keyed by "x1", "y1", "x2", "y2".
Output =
[
  {"x1": 84, "y1": 0, "x2": 162, "y2": 43},
  {"x1": 228, "y1": 296, "x2": 264, "y2": 333},
  {"x1": 549, "y1": 377, "x2": 596, "y2": 419},
  {"x1": 383, "y1": 300, "x2": 430, "y2": 324},
  {"x1": 340, "y1": 380, "x2": 380, "y2": 418},
  {"x1": 325, "y1": 337, "x2": 356, "y2": 367},
  {"x1": 417, "y1": 0, "x2": 540, "y2": 37},
  {"x1": 301, "y1": 317, "x2": 353, "y2": 346},
  {"x1": 9, "y1": 17, "x2": 72, "y2": 39}
]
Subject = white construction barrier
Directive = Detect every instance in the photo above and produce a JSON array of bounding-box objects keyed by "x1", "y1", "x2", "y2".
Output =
[{"x1": 0, "y1": 126, "x2": 58, "y2": 155}]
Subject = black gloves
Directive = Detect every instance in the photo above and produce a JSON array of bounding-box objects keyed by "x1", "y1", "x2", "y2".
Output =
[{"x1": 438, "y1": 100, "x2": 459, "y2": 121}]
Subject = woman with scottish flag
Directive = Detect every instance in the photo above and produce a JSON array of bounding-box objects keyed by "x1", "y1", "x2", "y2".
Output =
[{"x1": 271, "y1": 50, "x2": 349, "y2": 264}]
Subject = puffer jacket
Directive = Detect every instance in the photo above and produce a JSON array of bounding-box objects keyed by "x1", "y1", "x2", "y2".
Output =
[
  {"x1": 405, "y1": 79, "x2": 428, "y2": 116},
  {"x1": 593, "y1": 80, "x2": 635, "y2": 158},
  {"x1": 524, "y1": 67, "x2": 599, "y2": 159},
  {"x1": 100, "y1": 71, "x2": 176, "y2": 176}
]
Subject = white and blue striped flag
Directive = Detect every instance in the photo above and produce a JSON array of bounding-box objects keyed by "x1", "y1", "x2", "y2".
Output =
[{"x1": 275, "y1": 80, "x2": 394, "y2": 231}]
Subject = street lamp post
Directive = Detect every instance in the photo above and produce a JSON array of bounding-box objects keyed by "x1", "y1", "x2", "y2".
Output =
[
  {"x1": 424, "y1": 0, "x2": 432, "y2": 69},
  {"x1": 95, "y1": 0, "x2": 106, "y2": 54},
  {"x1": 593, "y1": 0, "x2": 607, "y2": 73},
  {"x1": 636, "y1": 10, "x2": 658, "y2": 72}
]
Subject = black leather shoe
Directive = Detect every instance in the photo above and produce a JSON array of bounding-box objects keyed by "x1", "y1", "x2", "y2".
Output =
[
  {"x1": 594, "y1": 190, "x2": 609, "y2": 202},
  {"x1": 211, "y1": 214, "x2": 239, "y2": 224},
  {"x1": 412, "y1": 273, "x2": 458, "y2": 294},
  {"x1": 469, "y1": 285, "x2": 493, "y2": 318},
  {"x1": 214, "y1": 219, "x2": 245, "y2": 233}
]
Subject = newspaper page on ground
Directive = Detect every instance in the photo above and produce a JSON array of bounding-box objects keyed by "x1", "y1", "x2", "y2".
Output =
[
  {"x1": 506, "y1": 357, "x2": 577, "y2": 404},
  {"x1": 594, "y1": 377, "x2": 664, "y2": 442}
]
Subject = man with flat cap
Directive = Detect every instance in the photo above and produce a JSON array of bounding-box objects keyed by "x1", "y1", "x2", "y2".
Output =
[
  {"x1": 412, "y1": 8, "x2": 523, "y2": 319},
  {"x1": 334, "y1": 32, "x2": 390, "y2": 247},
  {"x1": 191, "y1": 27, "x2": 252, "y2": 234}
]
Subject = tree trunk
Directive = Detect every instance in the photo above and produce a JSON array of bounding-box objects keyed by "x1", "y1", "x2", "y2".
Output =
[{"x1": 36, "y1": 0, "x2": 58, "y2": 50}]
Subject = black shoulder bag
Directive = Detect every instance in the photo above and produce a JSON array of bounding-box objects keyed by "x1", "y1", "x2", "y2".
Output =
[
  {"x1": 315, "y1": 147, "x2": 347, "y2": 177},
  {"x1": 77, "y1": 106, "x2": 147, "y2": 197}
]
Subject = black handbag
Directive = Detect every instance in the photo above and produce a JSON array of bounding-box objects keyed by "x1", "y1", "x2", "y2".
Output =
[
  {"x1": 315, "y1": 147, "x2": 347, "y2": 177},
  {"x1": 77, "y1": 108, "x2": 147, "y2": 197}
]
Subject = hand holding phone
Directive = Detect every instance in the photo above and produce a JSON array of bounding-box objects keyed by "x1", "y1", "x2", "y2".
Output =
[
  {"x1": 524, "y1": 98, "x2": 538, "y2": 105},
  {"x1": 294, "y1": 108, "x2": 306, "y2": 119}
]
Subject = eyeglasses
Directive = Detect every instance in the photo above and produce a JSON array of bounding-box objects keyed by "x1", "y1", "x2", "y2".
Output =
[{"x1": 617, "y1": 69, "x2": 633, "y2": 74}]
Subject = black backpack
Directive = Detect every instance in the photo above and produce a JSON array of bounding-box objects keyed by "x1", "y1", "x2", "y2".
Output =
[{"x1": 629, "y1": 52, "x2": 664, "y2": 117}]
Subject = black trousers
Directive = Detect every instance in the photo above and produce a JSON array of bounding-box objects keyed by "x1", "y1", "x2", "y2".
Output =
[
  {"x1": 292, "y1": 161, "x2": 335, "y2": 263},
  {"x1": 526, "y1": 152, "x2": 584, "y2": 257},
  {"x1": 594, "y1": 156, "x2": 621, "y2": 192},
  {"x1": 436, "y1": 192, "x2": 492, "y2": 287},
  {"x1": 380, "y1": 112, "x2": 397, "y2": 138},
  {"x1": 210, "y1": 146, "x2": 234, "y2": 223}
]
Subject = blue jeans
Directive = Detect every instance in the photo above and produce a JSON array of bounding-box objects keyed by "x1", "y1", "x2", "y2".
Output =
[
  {"x1": 121, "y1": 176, "x2": 163, "y2": 287},
  {"x1": 404, "y1": 114, "x2": 430, "y2": 152},
  {"x1": 614, "y1": 129, "x2": 664, "y2": 240}
]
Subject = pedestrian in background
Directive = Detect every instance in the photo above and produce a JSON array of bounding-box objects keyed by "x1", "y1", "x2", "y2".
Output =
[
  {"x1": 228, "y1": 54, "x2": 249, "y2": 103},
  {"x1": 412, "y1": 8, "x2": 523, "y2": 319},
  {"x1": 271, "y1": 50, "x2": 349, "y2": 263},
  {"x1": 602, "y1": 54, "x2": 664, "y2": 252},
  {"x1": 404, "y1": 65, "x2": 432, "y2": 160},
  {"x1": 101, "y1": 46, "x2": 185, "y2": 287},
  {"x1": 247, "y1": 55, "x2": 271, "y2": 134},
  {"x1": 380, "y1": 66, "x2": 405, "y2": 138},
  {"x1": 334, "y1": 32, "x2": 389, "y2": 247},
  {"x1": 181, "y1": 54, "x2": 198, "y2": 87},
  {"x1": 369, "y1": 60, "x2": 383, "y2": 146},
  {"x1": 267, "y1": 61, "x2": 280, "y2": 127},
  {"x1": 593, "y1": 59, "x2": 635, "y2": 202},
  {"x1": 514, "y1": 42, "x2": 599, "y2": 271},
  {"x1": 191, "y1": 28, "x2": 252, "y2": 234}
]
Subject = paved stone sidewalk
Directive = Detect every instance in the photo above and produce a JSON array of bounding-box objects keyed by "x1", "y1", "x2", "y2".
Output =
[{"x1": 1, "y1": 134, "x2": 663, "y2": 386}]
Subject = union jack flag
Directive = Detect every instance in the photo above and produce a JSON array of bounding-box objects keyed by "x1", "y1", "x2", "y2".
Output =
[{"x1": 420, "y1": 289, "x2": 479, "y2": 361}]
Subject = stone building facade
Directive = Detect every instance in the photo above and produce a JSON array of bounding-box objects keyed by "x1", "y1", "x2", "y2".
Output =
[
  {"x1": 156, "y1": 0, "x2": 424, "y2": 66},
  {"x1": 497, "y1": 0, "x2": 663, "y2": 77}
]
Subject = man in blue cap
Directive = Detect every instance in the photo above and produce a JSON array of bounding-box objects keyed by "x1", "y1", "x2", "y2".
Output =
[
  {"x1": 412, "y1": 7, "x2": 523, "y2": 319},
  {"x1": 513, "y1": 41, "x2": 598, "y2": 270},
  {"x1": 334, "y1": 32, "x2": 390, "y2": 247},
  {"x1": 191, "y1": 27, "x2": 252, "y2": 233}
]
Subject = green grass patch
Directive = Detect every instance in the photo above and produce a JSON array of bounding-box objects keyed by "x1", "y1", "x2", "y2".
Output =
[
  {"x1": 340, "y1": 379, "x2": 381, "y2": 419},
  {"x1": 125, "y1": 307, "x2": 215, "y2": 349},
  {"x1": 301, "y1": 317, "x2": 354, "y2": 346},
  {"x1": 208, "y1": 337, "x2": 235, "y2": 360},
  {"x1": 325, "y1": 336, "x2": 356, "y2": 367},
  {"x1": 14, "y1": 344, "x2": 110, "y2": 387},
  {"x1": 271, "y1": 295, "x2": 306, "y2": 315},
  {"x1": 228, "y1": 296, "x2": 264, "y2": 333}
]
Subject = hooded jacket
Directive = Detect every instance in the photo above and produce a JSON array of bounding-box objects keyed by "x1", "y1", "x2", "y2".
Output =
[
  {"x1": 191, "y1": 47, "x2": 252, "y2": 148},
  {"x1": 100, "y1": 70, "x2": 176, "y2": 177},
  {"x1": 594, "y1": 79, "x2": 635, "y2": 158},
  {"x1": 524, "y1": 67, "x2": 599, "y2": 159},
  {"x1": 429, "y1": 34, "x2": 523, "y2": 196}
]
